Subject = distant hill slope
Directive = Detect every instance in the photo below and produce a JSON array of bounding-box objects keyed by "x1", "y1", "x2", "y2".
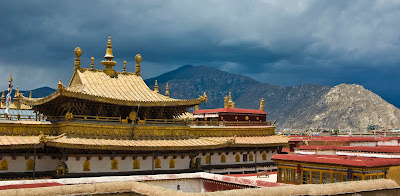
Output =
[{"x1": 145, "y1": 65, "x2": 400, "y2": 131}]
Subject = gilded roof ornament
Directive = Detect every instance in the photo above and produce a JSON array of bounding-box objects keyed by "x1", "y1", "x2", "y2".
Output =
[
  {"x1": 165, "y1": 83, "x2": 170, "y2": 97},
  {"x1": 29, "y1": 91, "x2": 32, "y2": 99},
  {"x1": 101, "y1": 36, "x2": 117, "y2": 77},
  {"x1": 154, "y1": 80, "x2": 159, "y2": 93},
  {"x1": 90, "y1": 57, "x2": 95, "y2": 71},
  {"x1": 259, "y1": 98, "x2": 264, "y2": 111},
  {"x1": 123, "y1": 60, "x2": 127, "y2": 74},
  {"x1": 58, "y1": 79, "x2": 65, "y2": 90},
  {"x1": 14, "y1": 86, "x2": 19, "y2": 98},
  {"x1": 228, "y1": 92, "x2": 234, "y2": 108},
  {"x1": 224, "y1": 95, "x2": 228, "y2": 108},
  {"x1": 74, "y1": 47, "x2": 82, "y2": 71},
  {"x1": 194, "y1": 105, "x2": 199, "y2": 111},
  {"x1": 135, "y1": 54, "x2": 141, "y2": 76}
]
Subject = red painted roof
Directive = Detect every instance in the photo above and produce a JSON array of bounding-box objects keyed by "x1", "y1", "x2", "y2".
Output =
[
  {"x1": 0, "y1": 182, "x2": 64, "y2": 190},
  {"x1": 193, "y1": 108, "x2": 266, "y2": 114},
  {"x1": 289, "y1": 136, "x2": 399, "y2": 142},
  {"x1": 272, "y1": 154, "x2": 400, "y2": 167},
  {"x1": 297, "y1": 145, "x2": 400, "y2": 153}
]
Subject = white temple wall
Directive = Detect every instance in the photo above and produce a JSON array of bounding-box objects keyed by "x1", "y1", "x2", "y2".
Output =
[
  {"x1": 0, "y1": 155, "x2": 58, "y2": 173},
  {"x1": 350, "y1": 142, "x2": 376, "y2": 147},
  {"x1": 378, "y1": 140, "x2": 399, "y2": 146},
  {"x1": 144, "y1": 179, "x2": 203, "y2": 193}
]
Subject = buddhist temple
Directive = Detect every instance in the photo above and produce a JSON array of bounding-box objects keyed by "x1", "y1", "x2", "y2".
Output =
[
  {"x1": 193, "y1": 93, "x2": 271, "y2": 126},
  {"x1": 0, "y1": 37, "x2": 289, "y2": 179},
  {"x1": 272, "y1": 136, "x2": 400, "y2": 185}
]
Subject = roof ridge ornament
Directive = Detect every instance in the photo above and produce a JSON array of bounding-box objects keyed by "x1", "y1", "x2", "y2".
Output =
[
  {"x1": 154, "y1": 80, "x2": 159, "y2": 93},
  {"x1": 123, "y1": 60, "x2": 127, "y2": 74},
  {"x1": 74, "y1": 47, "x2": 82, "y2": 71},
  {"x1": 101, "y1": 36, "x2": 117, "y2": 77},
  {"x1": 259, "y1": 98, "x2": 264, "y2": 111},
  {"x1": 165, "y1": 83, "x2": 170, "y2": 97},
  {"x1": 135, "y1": 54, "x2": 141, "y2": 76},
  {"x1": 90, "y1": 57, "x2": 95, "y2": 71}
]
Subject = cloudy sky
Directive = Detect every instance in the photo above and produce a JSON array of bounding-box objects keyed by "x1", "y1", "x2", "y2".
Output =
[{"x1": 1, "y1": 0, "x2": 400, "y2": 107}]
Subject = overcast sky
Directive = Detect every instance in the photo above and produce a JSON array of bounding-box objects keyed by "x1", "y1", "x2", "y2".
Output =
[{"x1": 1, "y1": 0, "x2": 400, "y2": 107}]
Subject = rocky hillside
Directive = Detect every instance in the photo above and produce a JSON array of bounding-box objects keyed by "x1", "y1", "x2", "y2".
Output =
[{"x1": 145, "y1": 65, "x2": 400, "y2": 131}]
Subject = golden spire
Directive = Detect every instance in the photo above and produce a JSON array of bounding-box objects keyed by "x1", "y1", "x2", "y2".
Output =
[
  {"x1": 154, "y1": 80, "x2": 159, "y2": 93},
  {"x1": 104, "y1": 36, "x2": 114, "y2": 59},
  {"x1": 90, "y1": 57, "x2": 95, "y2": 71},
  {"x1": 29, "y1": 91, "x2": 32, "y2": 99},
  {"x1": 195, "y1": 105, "x2": 199, "y2": 111},
  {"x1": 135, "y1": 54, "x2": 141, "y2": 76},
  {"x1": 14, "y1": 86, "x2": 19, "y2": 98},
  {"x1": 0, "y1": 90, "x2": 4, "y2": 107},
  {"x1": 58, "y1": 79, "x2": 65, "y2": 90},
  {"x1": 165, "y1": 83, "x2": 170, "y2": 97},
  {"x1": 228, "y1": 92, "x2": 235, "y2": 108},
  {"x1": 224, "y1": 95, "x2": 228, "y2": 108},
  {"x1": 259, "y1": 98, "x2": 264, "y2": 111},
  {"x1": 74, "y1": 47, "x2": 82, "y2": 71},
  {"x1": 101, "y1": 36, "x2": 117, "y2": 77},
  {"x1": 123, "y1": 60, "x2": 127, "y2": 74}
]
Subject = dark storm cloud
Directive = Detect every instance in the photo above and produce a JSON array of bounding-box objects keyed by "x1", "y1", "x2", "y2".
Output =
[{"x1": 1, "y1": 0, "x2": 400, "y2": 106}]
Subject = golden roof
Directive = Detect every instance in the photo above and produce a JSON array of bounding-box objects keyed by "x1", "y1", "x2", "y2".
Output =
[
  {"x1": 0, "y1": 135, "x2": 288, "y2": 151},
  {"x1": 0, "y1": 136, "x2": 40, "y2": 149}
]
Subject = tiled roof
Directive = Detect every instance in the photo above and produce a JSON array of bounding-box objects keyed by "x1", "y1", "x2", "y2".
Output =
[
  {"x1": 68, "y1": 70, "x2": 176, "y2": 102},
  {"x1": 19, "y1": 69, "x2": 206, "y2": 107},
  {"x1": 193, "y1": 108, "x2": 266, "y2": 115},
  {"x1": 297, "y1": 145, "x2": 400, "y2": 153},
  {"x1": 203, "y1": 135, "x2": 289, "y2": 147},
  {"x1": 0, "y1": 135, "x2": 288, "y2": 150},
  {"x1": 289, "y1": 136, "x2": 399, "y2": 142},
  {"x1": 272, "y1": 154, "x2": 400, "y2": 167},
  {"x1": 0, "y1": 136, "x2": 40, "y2": 149}
]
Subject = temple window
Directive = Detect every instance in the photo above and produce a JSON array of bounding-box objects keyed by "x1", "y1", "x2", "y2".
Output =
[
  {"x1": 133, "y1": 159, "x2": 140, "y2": 169},
  {"x1": 221, "y1": 155, "x2": 226, "y2": 163},
  {"x1": 205, "y1": 155, "x2": 210, "y2": 164},
  {"x1": 262, "y1": 153, "x2": 267, "y2": 160},
  {"x1": 311, "y1": 171, "x2": 320, "y2": 184},
  {"x1": 235, "y1": 154, "x2": 240, "y2": 162},
  {"x1": 83, "y1": 160, "x2": 91, "y2": 171},
  {"x1": 0, "y1": 160, "x2": 8, "y2": 170},
  {"x1": 249, "y1": 153, "x2": 254, "y2": 161},
  {"x1": 155, "y1": 158, "x2": 161, "y2": 168},
  {"x1": 169, "y1": 159, "x2": 175, "y2": 168},
  {"x1": 111, "y1": 159, "x2": 118, "y2": 170},
  {"x1": 243, "y1": 154, "x2": 248, "y2": 162},
  {"x1": 26, "y1": 159, "x2": 34, "y2": 171}
]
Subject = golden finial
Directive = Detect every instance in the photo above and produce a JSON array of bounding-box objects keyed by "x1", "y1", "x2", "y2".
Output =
[
  {"x1": 224, "y1": 95, "x2": 228, "y2": 108},
  {"x1": 228, "y1": 92, "x2": 234, "y2": 108},
  {"x1": 203, "y1": 92, "x2": 208, "y2": 103},
  {"x1": 58, "y1": 79, "x2": 65, "y2": 90},
  {"x1": 29, "y1": 91, "x2": 32, "y2": 99},
  {"x1": 123, "y1": 60, "x2": 127, "y2": 74},
  {"x1": 14, "y1": 86, "x2": 19, "y2": 97},
  {"x1": 74, "y1": 47, "x2": 82, "y2": 71},
  {"x1": 259, "y1": 98, "x2": 264, "y2": 111},
  {"x1": 195, "y1": 105, "x2": 199, "y2": 111},
  {"x1": 104, "y1": 36, "x2": 114, "y2": 59},
  {"x1": 135, "y1": 54, "x2": 142, "y2": 76},
  {"x1": 1, "y1": 90, "x2": 4, "y2": 107},
  {"x1": 89, "y1": 57, "x2": 94, "y2": 70},
  {"x1": 154, "y1": 80, "x2": 159, "y2": 93},
  {"x1": 101, "y1": 36, "x2": 117, "y2": 77},
  {"x1": 165, "y1": 83, "x2": 170, "y2": 97}
]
